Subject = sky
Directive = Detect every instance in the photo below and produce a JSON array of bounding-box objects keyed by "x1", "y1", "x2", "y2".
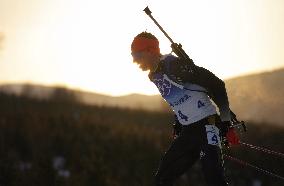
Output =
[{"x1": 0, "y1": 0, "x2": 283, "y2": 96}]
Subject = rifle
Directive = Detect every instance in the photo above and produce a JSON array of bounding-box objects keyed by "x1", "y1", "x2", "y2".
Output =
[
  {"x1": 230, "y1": 110, "x2": 246, "y2": 132},
  {"x1": 143, "y1": 6, "x2": 195, "y2": 72}
]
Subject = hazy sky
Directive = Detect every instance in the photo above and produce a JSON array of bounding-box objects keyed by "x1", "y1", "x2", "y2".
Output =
[{"x1": 0, "y1": 0, "x2": 283, "y2": 96}]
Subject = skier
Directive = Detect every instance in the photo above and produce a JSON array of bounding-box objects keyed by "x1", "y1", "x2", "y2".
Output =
[{"x1": 131, "y1": 31, "x2": 239, "y2": 186}]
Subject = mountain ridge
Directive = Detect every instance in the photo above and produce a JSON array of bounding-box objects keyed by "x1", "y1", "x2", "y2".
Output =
[{"x1": 0, "y1": 68, "x2": 283, "y2": 126}]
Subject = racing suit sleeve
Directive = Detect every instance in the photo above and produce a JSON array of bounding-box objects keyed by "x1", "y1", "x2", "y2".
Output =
[{"x1": 186, "y1": 66, "x2": 231, "y2": 121}]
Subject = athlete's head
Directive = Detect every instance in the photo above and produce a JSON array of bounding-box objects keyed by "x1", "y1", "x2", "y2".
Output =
[{"x1": 131, "y1": 32, "x2": 160, "y2": 71}]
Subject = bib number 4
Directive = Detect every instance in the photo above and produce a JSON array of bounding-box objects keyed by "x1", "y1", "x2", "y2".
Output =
[
  {"x1": 197, "y1": 100, "x2": 205, "y2": 108},
  {"x1": 178, "y1": 110, "x2": 188, "y2": 122},
  {"x1": 205, "y1": 125, "x2": 221, "y2": 147}
]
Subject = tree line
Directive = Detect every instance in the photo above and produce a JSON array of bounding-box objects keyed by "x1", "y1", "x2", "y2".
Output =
[{"x1": 0, "y1": 91, "x2": 283, "y2": 186}]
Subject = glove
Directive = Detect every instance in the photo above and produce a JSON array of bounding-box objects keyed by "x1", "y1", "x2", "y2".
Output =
[
  {"x1": 226, "y1": 128, "x2": 240, "y2": 146},
  {"x1": 216, "y1": 121, "x2": 240, "y2": 147}
]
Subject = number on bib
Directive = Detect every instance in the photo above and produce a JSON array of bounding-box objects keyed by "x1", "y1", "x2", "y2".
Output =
[
  {"x1": 211, "y1": 134, "x2": 218, "y2": 144},
  {"x1": 178, "y1": 110, "x2": 188, "y2": 122},
  {"x1": 197, "y1": 100, "x2": 205, "y2": 108},
  {"x1": 205, "y1": 125, "x2": 221, "y2": 147}
]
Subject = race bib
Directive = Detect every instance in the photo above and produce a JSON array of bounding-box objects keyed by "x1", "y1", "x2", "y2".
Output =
[{"x1": 205, "y1": 125, "x2": 221, "y2": 147}]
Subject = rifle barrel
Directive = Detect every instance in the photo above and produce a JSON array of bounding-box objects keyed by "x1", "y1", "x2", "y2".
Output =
[{"x1": 143, "y1": 6, "x2": 175, "y2": 44}]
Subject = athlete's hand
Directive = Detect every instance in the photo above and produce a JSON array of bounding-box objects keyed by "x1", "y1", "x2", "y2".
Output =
[
  {"x1": 226, "y1": 128, "x2": 240, "y2": 146},
  {"x1": 217, "y1": 121, "x2": 240, "y2": 147}
]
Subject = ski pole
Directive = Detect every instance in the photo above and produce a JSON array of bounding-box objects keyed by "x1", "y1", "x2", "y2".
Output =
[
  {"x1": 224, "y1": 154, "x2": 284, "y2": 181},
  {"x1": 239, "y1": 142, "x2": 284, "y2": 158}
]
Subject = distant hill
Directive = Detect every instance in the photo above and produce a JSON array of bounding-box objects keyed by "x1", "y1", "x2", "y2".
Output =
[
  {"x1": 0, "y1": 84, "x2": 165, "y2": 111},
  {"x1": 79, "y1": 92, "x2": 165, "y2": 111},
  {"x1": 0, "y1": 68, "x2": 283, "y2": 126},
  {"x1": 226, "y1": 68, "x2": 284, "y2": 126}
]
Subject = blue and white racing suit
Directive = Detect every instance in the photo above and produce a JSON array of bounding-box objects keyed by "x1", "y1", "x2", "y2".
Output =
[{"x1": 149, "y1": 54, "x2": 229, "y2": 186}]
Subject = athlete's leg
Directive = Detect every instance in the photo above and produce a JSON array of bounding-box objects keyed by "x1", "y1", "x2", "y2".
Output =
[
  {"x1": 155, "y1": 125, "x2": 202, "y2": 186},
  {"x1": 200, "y1": 125, "x2": 228, "y2": 186}
]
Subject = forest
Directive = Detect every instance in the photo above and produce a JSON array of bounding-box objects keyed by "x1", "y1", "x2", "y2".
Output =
[{"x1": 0, "y1": 90, "x2": 283, "y2": 186}]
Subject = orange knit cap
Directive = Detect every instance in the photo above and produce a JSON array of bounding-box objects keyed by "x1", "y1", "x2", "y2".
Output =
[{"x1": 131, "y1": 36, "x2": 160, "y2": 55}]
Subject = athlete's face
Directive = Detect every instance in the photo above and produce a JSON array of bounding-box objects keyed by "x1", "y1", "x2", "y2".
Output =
[{"x1": 132, "y1": 51, "x2": 160, "y2": 71}]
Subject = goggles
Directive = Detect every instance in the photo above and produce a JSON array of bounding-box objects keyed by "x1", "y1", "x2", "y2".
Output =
[{"x1": 131, "y1": 52, "x2": 144, "y2": 62}]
